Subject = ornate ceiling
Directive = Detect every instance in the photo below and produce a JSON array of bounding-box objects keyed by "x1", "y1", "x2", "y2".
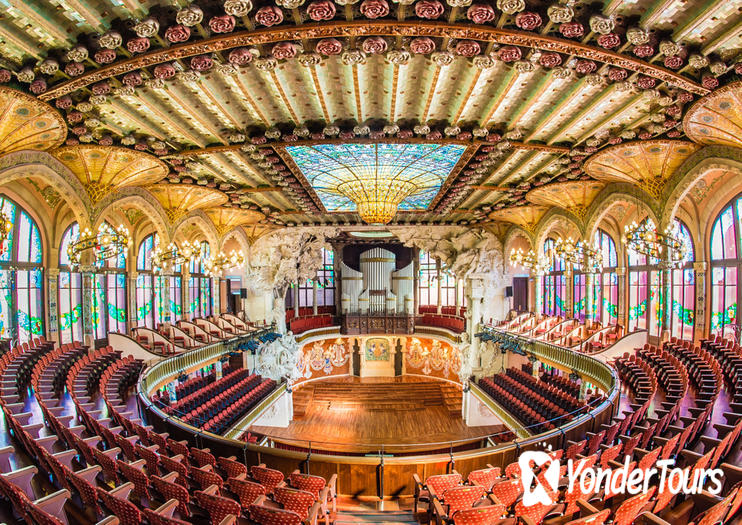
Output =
[{"x1": 0, "y1": 0, "x2": 742, "y2": 233}]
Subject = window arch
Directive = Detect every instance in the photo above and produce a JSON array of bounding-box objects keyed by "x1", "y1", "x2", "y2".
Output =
[
  {"x1": 0, "y1": 195, "x2": 44, "y2": 345},
  {"x1": 188, "y1": 241, "x2": 212, "y2": 318},
  {"x1": 710, "y1": 194, "x2": 742, "y2": 338},
  {"x1": 417, "y1": 251, "x2": 462, "y2": 309},
  {"x1": 136, "y1": 234, "x2": 165, "y2": 329},
  {"x1": 671, "y1": 219, "x2": 695, "y2": 340},
  {"x1": 627, "y1": 218, "x2": 662, "y2": 336},
  {"x1": 593, "y1": 229, "x2": 618, "y2": 326},
  {"x1": 59, "y1": 223, "x2": 83, "y2": 344},
  {"x1": 285, "y1": 247, "x2": 337, "y2": 311},
  {"x1": 542, "y1": 238, "x2": 566, "y2": 317}
]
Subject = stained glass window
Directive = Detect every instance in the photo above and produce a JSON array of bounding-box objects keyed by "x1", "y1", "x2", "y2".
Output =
[
  {"x1": 671, "y1": 219, "x2": 695, "y2": 341},
  {"x1": 188, "y1": 241, "x2": 211, "y2": 318},
  {"x1": 710, "y1": 193, "x2": 742, "y2": 338},
  {"x1": 317, "y1": 248, "x2": 335, "y2": 307},
  {"x1": 542, "y1": 238, "x2": 566, "y2": 317},
  {"x1": 285, "y1": 143, "x2": 466, "y2": 213},
  {"x1": 593, "y1": 229, "x2": 618, "y2": 325},
  {"x1": 89, "y1": 221, "x2": 127, "y2": 338},
  {"x1": 136, "y1": 234, "x2": 165, "y2": 329},
  {"x1": 59, "y1": 223, "x2": 83, "y2": 344},
  {"x1": 0, "y1": 195, "x2": 44, "y2": 345}
]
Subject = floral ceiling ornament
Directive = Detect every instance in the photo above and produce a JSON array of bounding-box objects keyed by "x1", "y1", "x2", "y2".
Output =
[
  {"x1": 177, "y1": 6, "x2": 204, "y2": 26},
  {"x1": 224, "y1": 0, "x2": 253, "y2": 16},
  {"x1": 547, "y1": 4, "x2": 573, "y2": 23},
  {"x1": 134, "y1": 18, "x2": 160, "y2": 38},
  {"x1": 99, "y1": 31, "x2": 123, "y2": 49}
]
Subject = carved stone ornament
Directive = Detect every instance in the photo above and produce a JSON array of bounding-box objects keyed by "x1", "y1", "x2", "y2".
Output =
[
  {"x1": 176, "y1": 6, "x2": 204, "y2": 27},
  {"x1": 134, "y1": 18, "x2": 160, "y2": 38},
  {"x1": 99, "y1": 31, "x2": 123, "y2": 50},
  {"x1": 225, "y1": 0, "x2": 254, "y2": 16},
  {"x1": 547, "y1": 4, "x2": 573, "y2": 23}
]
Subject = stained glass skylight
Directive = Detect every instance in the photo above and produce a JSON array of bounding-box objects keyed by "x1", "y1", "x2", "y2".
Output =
[{"x1": 285, "y1": 143, "x2": 466, "y2": 224}]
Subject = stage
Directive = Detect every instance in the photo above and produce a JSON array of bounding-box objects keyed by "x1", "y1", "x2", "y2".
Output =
[{"x1": 249, "y1": 376, "x2": 508, "y2": 454}]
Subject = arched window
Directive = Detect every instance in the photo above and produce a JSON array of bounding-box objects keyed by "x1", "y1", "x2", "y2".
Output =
[
  {"x1": 136, "y1": 234, "x2": 165, "y2": 329},
  {"x1": 58, "y1": 223, "x2": 83, "y2": 344},
  {"x1": 91, "y1": 222, "x2": 127, "y2": 339},
  {"x1": 189, "y1": 241, "x2": 211, "y2": 318},
  {"x1": 285, "y1": 248, "x2": 336, "y2": 311},
  {"x1": 671, "y1": 219, "x2": 695, "y2": 341},
  {"x1": 627, "y1": 218, "x2": 662, "y2": 336},
  {"x1": 541, "y1": 238, "x2": 566, "y2": 317},
  {"x1": 417, "y1": 251, "x2": 462, "y2": 309},
  {"x1": 0, "y1": 195, "x2": 44, "y2": 345},
  {"x1": 710, "y1": 195, "x2": 742, "y2": 338},
  {"x1": 593, "y1": 229, "x2": 618, "y2": 326}
]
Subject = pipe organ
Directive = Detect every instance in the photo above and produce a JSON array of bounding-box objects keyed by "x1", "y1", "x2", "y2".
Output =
[{"x1": 341, "y1": 248, "x2": 413, "y2": 315}]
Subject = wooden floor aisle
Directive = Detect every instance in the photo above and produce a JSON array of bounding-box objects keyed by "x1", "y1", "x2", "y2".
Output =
[{"x1": 249, "y1": 376, "x2": 508, "y2": 453}]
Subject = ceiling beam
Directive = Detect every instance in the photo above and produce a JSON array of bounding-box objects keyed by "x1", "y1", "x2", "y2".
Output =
[{"x1": 38, "y1": 20, "x2": 708, "y2": 101}]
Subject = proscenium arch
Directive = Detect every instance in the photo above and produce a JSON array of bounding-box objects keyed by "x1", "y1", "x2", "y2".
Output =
[
  {"x1": 660, "y1": 146, "x2": 742, "y2": 227},
  {"x1": 0, "y1": 151, "x2": 92, "y2": 229},
  {"x1": 93, "y1": 188, "x2": 172, "y2": 244},
  {"x1": 583, "y1": 183, "x2": 660, "y2": 241}
]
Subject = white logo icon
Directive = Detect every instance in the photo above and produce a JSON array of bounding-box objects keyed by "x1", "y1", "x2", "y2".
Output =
[{"x1": 519, "y1": 451, "x2": 560, "y2": 506}]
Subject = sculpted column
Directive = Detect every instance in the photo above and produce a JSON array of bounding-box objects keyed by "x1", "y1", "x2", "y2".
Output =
[
  {"x1": 564, "y1": 266, "x2": 574, "y2": 318},
  {"x1": 436, "y1": 259, "x2": 442, "y2": 314},
  {"x1": 47, "y1": 268, "x2": 60, "y2": 345},
  {"x1": 616, "y1": 266, "x2": 627, "y2": 329},
  {"x1": 694, "y1": 261, "x2": 707, "y2": 341},
  {"x1": 81, "y1": 265, "x2": 95, "y2": 348},
  {"x1": 467, "y1": 278, "x2": 485, "y2": 364}
]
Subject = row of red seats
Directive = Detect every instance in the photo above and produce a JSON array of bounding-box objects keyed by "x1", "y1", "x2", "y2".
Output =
[
  {"x1": 201, "y1": 379, "x2": 277, "y2": 434},
  {"x1": 418, "y1": 305, "x2": 467, "y2": 316},
  {"x1": 489, "y1": 372, "x2": 568, "y2": 422},
  {"x1": 540, "y1": 371, "x2": 581, "y2": 398},
  {"x1": 478, "y1": 377, "x2": 554, "y2": 432},
  {"x1": 180, "y1": 373, "x2": 262, "y2": 425},
  {"x1": 289, "y1": 314, "x2": 336, "y2": 334},
  {"x1": 506, "y1": 367, "x2": 584, "y2": 413},
  {"x1": 417, "y1": 313, "x2": 465, "y2": 333},
  {"x1": 163, "y1": 367, "x2": 248, "y2": 416}
]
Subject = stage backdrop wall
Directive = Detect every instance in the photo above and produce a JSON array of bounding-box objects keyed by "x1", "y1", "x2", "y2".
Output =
[
  {"x1": 403, "y1": 337, "x2": 462, "y2": 382},
  {"x1": 294, "y1": 337, "x2": 352, "y2": 384}
]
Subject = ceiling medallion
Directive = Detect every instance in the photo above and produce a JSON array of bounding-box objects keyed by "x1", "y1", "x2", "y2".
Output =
[
  {"x1": 553, "y1": 237, "x2": 603, "y2": 273},
  {"x1": 509, "y1": 248, "x2": 547, "y2": 274},
  {"x1": 67, "y1": 223, "x2": 131, "y2": 269},
  {"x1": 203, "y1": 250, "x2": 245, "y2": 277},
  {"x1": 285, "y1": 143, "x2": 466, "y2": 224},
  {"x1": 623, "y1": 219, "x2": 688, "y2": 268},
  {"x1": 151, "y1": 240, "x2": 200, "y2": 274}
]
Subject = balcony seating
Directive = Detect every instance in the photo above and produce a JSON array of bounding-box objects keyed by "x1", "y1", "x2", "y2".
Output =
[
  {"x1": 418, "y1": 313, "x2": 466, "y2": 333},
  {"x1": 289, "y1": 314, "x2": 337, "y2": 334}
]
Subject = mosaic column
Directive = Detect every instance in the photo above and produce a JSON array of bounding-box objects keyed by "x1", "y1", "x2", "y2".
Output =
[
  {"x1": 436, "y1": 259, "x2": 442, "y2": 314},
  {"x1": 694, "y1": 261, "x2": 707, "y2": 340},
  {"x1": 533, "y1": 274, "x2": 541, "y2": 314},
  {"x1": 585, "y1": 272, "x2": 595, "y2": 327},
  {"x1": 660, "y1": 266, "x2": 672, "y2": 342},
  {"x1": 161, "y1": 275, "x2": 170, "y2": 324},
  {"x1": 565, "y1": 267, "x2": 574, "y2": 318},
  {"x1": 80, "y1": 266, "x2": 95, "y2": 348},
  {"x1": 128, "y1": 272, "x2": 138, "y2": 332},
  {"x1": 47, "y1": 268, "x2": 60, "y2": 345},
  {"x1": 312, "y1": 280, "x2": 318, "y2": 315},
  {"x1": 182, "y1": 268, "x2": 191, "y2": 321},
  {"x1": 616, "y1": 266, "x2": 627, "y2": 329},
  {"x1": 212, "y1": 278, "x2": 220, "y2": 315}
]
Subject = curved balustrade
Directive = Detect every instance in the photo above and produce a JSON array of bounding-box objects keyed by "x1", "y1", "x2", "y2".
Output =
[{"x1": 137, "y1": 323, "x2": 619, "y2": 500}]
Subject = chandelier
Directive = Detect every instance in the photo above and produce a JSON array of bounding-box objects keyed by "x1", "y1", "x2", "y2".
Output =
[
  {"x1": 554, "y1": 237, "x2": 603, "y2": 273},
  {"x1": 0, "y1": 210, "x2": 12, "y2": 257},
  {"x1": 203, "y1": 250, "x2": 245, "y2": 277},
  {"x1": 509, "y1": 248, "x2": 547, "y2": 274},
  {"x1": 623, "y1": 220, "x2": 688, "y2": 268},
  {"x1": 151, "y1": 240, "x2": 200, "y2": 274},
  {"x1": 67, "y1": 223, "x2": 131, "y2": 269}
]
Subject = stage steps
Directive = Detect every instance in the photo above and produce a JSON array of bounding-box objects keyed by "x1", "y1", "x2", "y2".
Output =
[
  {"x1": 335, "y1": 510, "x2": 419, "y2": 525},
  {"x1": 292, "y1": 386, "x2": 314, "y2": 418},
  {"x1": 440, "y1": 383, "x2": 463, "y2": 418}
]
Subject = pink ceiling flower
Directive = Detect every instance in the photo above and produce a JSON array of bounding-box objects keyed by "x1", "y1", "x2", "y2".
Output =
[
  {"x1": 427, "y1": 130, "x2": 442, "y2": 140},
  {"x1": 29, "y1": 79, "x2": 47, "y2": 94},
  {"x1": 165, "y1": 24, "x2": 191, "y2": 43},
  {"x1": 559, "y1": 21, "x2": 584, "y2": 38},
  {"x1": 94, "y1": 49, "x2": 117, "y2": 64},
  {"x1": 228, "y1": 48, "x2": 254, "y2": 65},
  {"x1": 607, "y1": 67, "x2": 627, "y2": 81},
  {"x1": 122, "y1": 72, "x2": 143, "y2": 87},
  {"x1": 676, "y1": 91, "x2": 694, "y2": 103},
  {"x1": 66, "y1": 138, "x2": 80, "y2": 146},
  {"x1": 702, "y1": 74, "x2": 719, "y2": 90},
  {"x1": 67, "y1": 111, "x2": 83, "y2": 124},
  {"x1": 272, "y1": 42, "x2": 298, "y2": 60},
  {"x1": 55, "y1": 96, "x2": 73, "y2": 110},
  {"x1": 72, "y1": 125, "x2": 87, "y2": 136},
  {"x1": 636, "y1": 75, "x2": 656, "y2": 89},
  {"x1": 154, "y1": 63, "x2": 176, "y2": 79},
  {"x1": 498, "y1": 45, "x2": 522, "y2": 62},
  {"x1": 362, "y1": 36, "x2": 388, "y2": 55},
  {"x1": 410, "y1": 37, "x2": 436, "y2": 54},
  {"x1": 255, "y1": 6, "x2": 284, "y2": 27},
  {"x1": 307, "y1": 0, "x2": 336, "y2": 21},
  {"x1": 455, "y1": 40, "x2": 480, "y2": 57},
  {"x1": 0, "y1": 70, "x2": 11, "y2": 83},
  {"x1": 126, "y1": 37, "x2": 150, "y2": 54},
  {"x1": 515, "y1": 11, "x2": 542, "y2": 30},
  {"x1": 397, "y1": 129, "x2": 413, "y2": 138},
  {"x1": 466, "y1": 3, "x2": 495, "y2": 24},
  {"x1": 190, "y1": 55, "x2": 213, "y2": 71},
  {"x1": 597, "y1": 33, "x2": 621, "y2": 49},
  {"x1": 65, "y1": 62, "x2": 85, "y2": 76},
  {"x1": 99, "y1": 136, "x2": 114, "y2": 146},
  {"x1": 361, "y1": 0, "x2": 389, "y2": 18},
  {"x1": 539, "y1": 52, "x2": 561, "y2": 68},
  {"x1": 666, "y1": 130, "x2": 682, "y2": 138},
  {"x1": 315, "y1": 38, "x2": 343, "y2": 56},
  {"x1": 574, "y1": 59, "x2": 597, "y2": 74},
  {"x1": 209, "y1": 15, "x2": 236, "y2": 33},
  {"x1": 638, "y1": 131, "x2": 652, "y2": 140},
  {"x1": 633, "y1": 44, "x2": 654, "y2": 58},
  {"x1": 415, "y1": 0, "x2": 444, "y2": 19},
  {"x1": 664, "y1": 55, "x2": 684, "y2": 69},
  {"x1": 91, "y1": 81, "x2": 110, "y2": 95}
]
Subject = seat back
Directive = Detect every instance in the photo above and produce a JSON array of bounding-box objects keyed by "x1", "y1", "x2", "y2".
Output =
[
  {"x1": 275, "y1": 486, "x2": 316, "y2": 520},
  {"x1": 230, "y1": 477, "x2": 266, "y2": 508},
  {"x1": 442, "y1": 485, "x2": 486, "y2": 514},
  {"x1": 451, "y1": 504, "x2": 506, "y2": 525},
  {"x1": 195, "y1": 489, "x2": 241, "y2": 525},
  {"x1": 426, "y1": 473, "x2": 462, "y2": 496},
  {"x1": 613, "y1": 486, "x2": 656, "y2": 525},
  {"x1": 250, "y1": 502, "x2": 303, "y2": 525},
  {"x1": 467, "y1": 467, "x2": 501, "y2": 491},
  {"x1": 490, "y1": 478, "x2": 522, "y2": 508},
  {"x1": 143, "y1": 507, "x2": 191, "y2": 525},
  {"x1": 289, "y1": 472, "x2": 326, "y2": 498},
  {"x1": 251, "y1": 465, "x2": 285, "y2": 493},
  {"x1": 151, "y1": 475, "x2": 190, "y2": 517},
  {"x1": 98, "y1": 487, "x2": 142, "y2": 525},
  {"x1": 564, "y1": 509, "x2": 611, "y2": 525}
]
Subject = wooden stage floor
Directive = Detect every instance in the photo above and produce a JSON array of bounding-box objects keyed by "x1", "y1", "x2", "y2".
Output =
[{"x1": 249, "y1": 376, "x2": 507, "y2": 453}]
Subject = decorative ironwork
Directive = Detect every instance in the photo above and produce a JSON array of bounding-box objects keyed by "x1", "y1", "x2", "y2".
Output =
[
  {"x1": 623, "y1": 219, "x2": 688, "y2": 268},
  {"x1": 151, "y1": 240, "x2": 200, "y2": 274},
  {"x1": 67, "y1": 223, "x2": 131, "y2": 269},
  {"x1": 554, "y1": 237, "x2": 603, "y2": 273},
  {"x1": 509, "y1": 248, "x2": 547, "y2": 275}
]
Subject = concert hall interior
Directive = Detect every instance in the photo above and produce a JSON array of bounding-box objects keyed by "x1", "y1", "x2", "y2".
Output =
[{"x1": 2, "y1": 0, "x2": 742, "y2": 524}]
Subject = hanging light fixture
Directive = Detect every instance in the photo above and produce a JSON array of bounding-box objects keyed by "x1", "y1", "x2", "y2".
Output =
[
  {"x1": 554, "y1": 237, "x2": 603, "y2": 273},
  {"x1": 67, "y1": 223, "x2": 131, "y2": 269},
  {"x1": 623, "y1": 219, "x2": 688, "y2": 268},
  {"x1": 203, "y1": 250, "x2": 245, "y2": 277},
  {"x1": 151, "y1": 240, "x2": 199, "y2": 274},
  {"x1": 509, "y1": 248, "x2": 548, "y2": 274},
  {"x1": 0, "y1": 210, "x2": 12, "y2": 257}
]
